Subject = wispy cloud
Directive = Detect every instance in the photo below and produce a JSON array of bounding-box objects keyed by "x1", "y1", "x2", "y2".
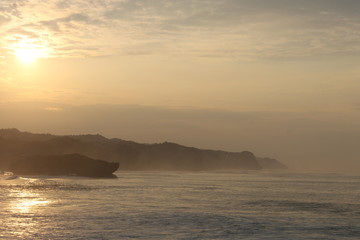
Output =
[
  {"x1": 1, "y1": 0, "x2": 360, "y2": 60},
  {"x1": 0, "y1": 78, "x2": 99, "y2": 104},
  {"x1": 44, "y1": 106, "x2": 64, "y2": 111}
]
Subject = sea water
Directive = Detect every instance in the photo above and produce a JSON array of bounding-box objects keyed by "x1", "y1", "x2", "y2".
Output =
[{"x1": 0, "y1": 171, "x2": 359, "y2": 240}]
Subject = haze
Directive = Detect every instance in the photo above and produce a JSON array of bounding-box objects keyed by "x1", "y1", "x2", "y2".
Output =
[{"x1": 1, "y1": 0, "x2": 360, "y2": 173}]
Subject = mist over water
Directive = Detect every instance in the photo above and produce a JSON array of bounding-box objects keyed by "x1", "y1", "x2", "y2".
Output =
[
  {"x1": 2, "y1": 103, "x2": 360, "y2": 173},
  {"x1": 1, "y1": 171, "x2": 359, "y2": 239},
  {"x1": 2, "y1": 1, "x2": 360, "y2": 237}
]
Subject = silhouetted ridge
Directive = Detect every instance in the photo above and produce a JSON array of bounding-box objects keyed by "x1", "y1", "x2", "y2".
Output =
[
  {"x1": 70, "y1": 134, "x2": 110, "y2": 143},
  {"x1": 257, "y1": 157, "x2": 287, "y2": 170},
  {"x1": 0, "y1": 129, "x2": 286, "y2": 171},
  {"x1": 10, "y1": 153, "x2": 119, "y2": 177},
  {"x1": 0, "y1": 128, "x2": 54, "y2": 141}
]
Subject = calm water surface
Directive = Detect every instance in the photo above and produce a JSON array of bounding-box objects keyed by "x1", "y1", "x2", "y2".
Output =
[{"x1": 0, "y1": 171, "x2": 359, "y2": 239}]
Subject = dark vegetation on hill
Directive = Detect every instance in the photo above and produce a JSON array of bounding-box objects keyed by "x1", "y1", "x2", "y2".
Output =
[
  {"x1": 0, "y1": 128, "x2": 286, "y2": 171},
  {"x1": 10, "y1": 153, "x2": 119, "y2": 177}
]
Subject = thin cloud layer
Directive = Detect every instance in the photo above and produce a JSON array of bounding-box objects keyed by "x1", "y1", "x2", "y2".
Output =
[{"x1": 1, "y1": 0, "x2": 360, "y2": 60}]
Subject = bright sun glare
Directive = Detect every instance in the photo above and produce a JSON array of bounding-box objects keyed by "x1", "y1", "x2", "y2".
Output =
[
  {"x1": 13, "y1": 40, "x2": 49, "y2": 64},
  {"x1": 15, "y1": 48, "x2": 42, "y2": 64}
]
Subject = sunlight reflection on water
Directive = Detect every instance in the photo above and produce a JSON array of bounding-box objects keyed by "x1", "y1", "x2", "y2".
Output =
[
  {"x1": 5, "y1": 180, "x2": 51, "y2": 239},
  {"x1": 0, "y1": 171, "x2": 359, "y2": 239},
  {"x1": 10, "y1": 191, "x2": 50, "y2": 213}
]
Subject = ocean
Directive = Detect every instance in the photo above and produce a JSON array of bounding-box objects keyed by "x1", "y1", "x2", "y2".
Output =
[{"x1": 0, "y1": 171, "x2": 359, "y2": 239}]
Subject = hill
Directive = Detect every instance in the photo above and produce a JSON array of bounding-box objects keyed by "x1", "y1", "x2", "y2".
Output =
[{"x1": 0, "y1": 128, "x2": 286, "y2": 171}]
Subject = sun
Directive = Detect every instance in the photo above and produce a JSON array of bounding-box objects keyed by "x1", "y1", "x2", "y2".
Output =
[
  {"x1": 15, "y1": 48, "x2": 43, "y2": 64},
  {"x1": 12, "y1": 39, "x2": 50, "y2": 64}
]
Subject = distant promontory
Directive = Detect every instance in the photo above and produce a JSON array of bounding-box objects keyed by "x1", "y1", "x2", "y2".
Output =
[
  {"x1": 10, "y1": 154, "x2": 119, "y2": 177},
  {"x1": 0, "y1": 128, "x2": 286, "y2": 172}
]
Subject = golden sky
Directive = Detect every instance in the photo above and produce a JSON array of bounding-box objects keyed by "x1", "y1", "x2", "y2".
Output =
[{"x1": 1, "y1": 0, "x2": 360, "y2": 172}]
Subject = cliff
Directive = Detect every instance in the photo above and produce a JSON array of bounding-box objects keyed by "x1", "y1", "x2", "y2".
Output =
[
  {"x1": 0, "y1": 128, "x2": 285, "y2": 171},
  {"x1": 10, "y1": 154, "x2": 119, "y2": 177},
  {"x1": 257, "y1": 157, "x2": 287, "y2": 170}
]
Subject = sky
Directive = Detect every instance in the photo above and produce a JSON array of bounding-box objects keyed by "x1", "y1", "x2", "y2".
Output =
[{"x1": 1, "y1": 0, "x2": 360, "y2": 172}]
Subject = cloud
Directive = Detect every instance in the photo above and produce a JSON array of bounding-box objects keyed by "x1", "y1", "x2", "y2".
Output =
[
  {"x1": 44, "y1": 106, "x2": 64, "y2": 111},
  {"x1": 40, "y1": 13, "x2": 103, "y2": 32},
  {"x1": 0, "y1": 78, "x2": 96, "y2": 104},
  {"x1": 1, "y1": 0, "x2": 360, "y2": 60},
  {"x1": 0, "y1": 14, "x2": 10, "y2": 26},
  {"x1": 0, "y1": 1, "x2": 22, "y2": 18}
]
